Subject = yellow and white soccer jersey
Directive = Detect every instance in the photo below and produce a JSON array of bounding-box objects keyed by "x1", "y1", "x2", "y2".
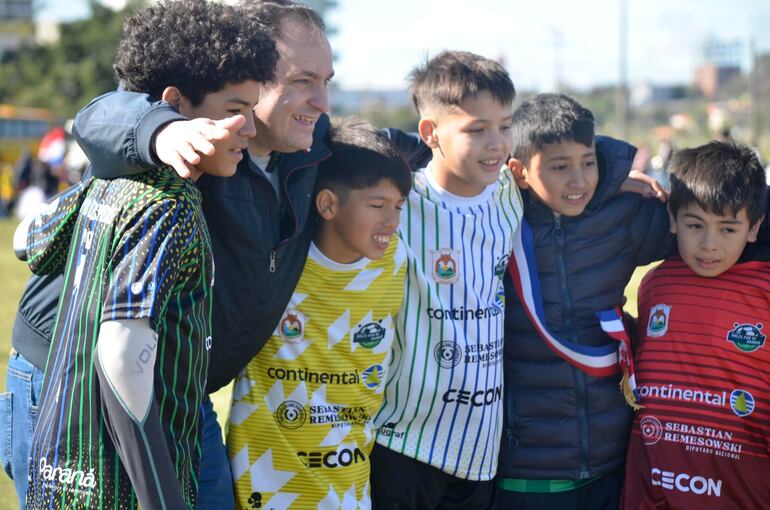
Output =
[{"x1": 228, "y1": 238, "x2": 406, "y2": 510}]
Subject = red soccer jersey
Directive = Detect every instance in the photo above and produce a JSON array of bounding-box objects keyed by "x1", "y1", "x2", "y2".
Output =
[{"x1": 623, "y1": 258, "x2": 770, "y2": 510}]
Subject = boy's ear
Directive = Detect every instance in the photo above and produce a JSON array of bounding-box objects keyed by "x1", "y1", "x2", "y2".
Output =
[
  {"x1": 747, "y1": 215, "x2": 764, "y2": 243},
  {"x1": 161, "y1": 86, "x2": 184, "y2": 108},
  {"x1": 508, "y1": 158, "x2": 529, "y2": 189},
  {"x1": 667, "y1": 205, "x2": 677, "y2": 234},
  {"x1": 315, "y1": 189, "x2": 339, "y2": 221},
  {"x1": 418, "y1": 118, "x2": 439, "y2": 148}
]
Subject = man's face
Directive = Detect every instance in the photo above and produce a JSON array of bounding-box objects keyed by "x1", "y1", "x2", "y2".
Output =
[
  {"x1": 670, "y1": 203, "x2": 760, "y2": 277},
  {"x1": 180, "y1": 80, "x2": 259, "y2": 176},
  {"x1": 512, "y1": 140, "x2": 598, "y2": 216},
  {"x1": 426, "y1": 91, "x2": 513, "y2": 197},
  {"x1": 250, "y1": 19, "x2": 333, "y2": 156}
]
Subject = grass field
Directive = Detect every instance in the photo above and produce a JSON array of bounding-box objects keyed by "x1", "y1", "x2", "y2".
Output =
[{"x1": 0, "y1": 217, "x2": 651, "y2": 508}]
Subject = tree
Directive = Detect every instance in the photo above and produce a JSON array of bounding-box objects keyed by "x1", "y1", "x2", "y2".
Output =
[{"x1": 0, "y1": 1, "x2": 142, "y2": 118}]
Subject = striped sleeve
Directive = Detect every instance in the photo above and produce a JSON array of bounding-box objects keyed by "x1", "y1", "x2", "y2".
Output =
[{"x1": 101, "y1": 196, "x2": 198, "y2": 328}]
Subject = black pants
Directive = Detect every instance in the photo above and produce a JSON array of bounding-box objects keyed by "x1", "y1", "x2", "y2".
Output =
[
  {"x1": 495, "y1": 470, "x2": 624, "y2": 510},
  {"x1": 370, "y1": 443, "x2": 496, "y2": 510}
]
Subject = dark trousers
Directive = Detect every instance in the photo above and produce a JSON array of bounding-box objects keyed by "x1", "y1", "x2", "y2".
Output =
[
  {"x1": 496, "y1": 470, "x2": 624, "y2": 510},
  {"x1": 370, "y1": 443, "x2": 496, "y2": 510}
]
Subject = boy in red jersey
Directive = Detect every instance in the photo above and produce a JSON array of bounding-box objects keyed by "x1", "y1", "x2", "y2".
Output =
[{"x1": 622, "y1": 141, "x2": 770, "y2": 509}]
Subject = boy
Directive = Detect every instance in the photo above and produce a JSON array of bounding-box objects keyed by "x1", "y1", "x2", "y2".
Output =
[
  {"x1": 622, "y1": 142, "x2": 769, "y2": 509},
  {"x1": 15, "y1": 1, "x2": 277, "y2": 508},
  {"x1": 370, "y1": 51, "x2": 522, "y2": 509},
  {"x1": 226, "y1": 122, "x2": 411, "y2": 509},
  {"x1": 496, "y1": 93, "x2": 671, "y2": 509}
]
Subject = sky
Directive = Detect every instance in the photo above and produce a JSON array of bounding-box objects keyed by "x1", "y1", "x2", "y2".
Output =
[{"x1": 36, "y1": 0, "x2": 770, "y2": 92}]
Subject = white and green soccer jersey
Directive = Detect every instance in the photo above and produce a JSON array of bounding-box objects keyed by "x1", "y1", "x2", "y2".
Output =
[{"x1": 374, "y1": 164, "x2": 523, "y2": 481}]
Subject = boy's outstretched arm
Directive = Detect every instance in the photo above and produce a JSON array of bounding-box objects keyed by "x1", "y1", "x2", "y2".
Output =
[
  {"x1": 95, "y1": 319, "x2": 188, "y2": 510},
  {"x1": 73, "y1": 90, "x2": 241, "y2": 179}
]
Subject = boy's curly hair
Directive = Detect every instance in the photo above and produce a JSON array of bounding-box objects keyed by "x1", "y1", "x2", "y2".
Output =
[{"x1": 114, "y1": 0, "x2": 278, "y2": 105}]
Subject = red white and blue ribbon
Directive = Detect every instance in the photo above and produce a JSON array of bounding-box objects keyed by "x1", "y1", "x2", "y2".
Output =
[{"x1": 507, "y1": 220, "x2": 626, "y2": 379}]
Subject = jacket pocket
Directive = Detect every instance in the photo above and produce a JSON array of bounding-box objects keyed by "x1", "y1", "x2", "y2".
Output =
[
  {"x1": 0, "y1": 392, "x2": 12, "y2": 478},
  {"x1": 503, "y1": 376, "x2": 518, "y2": 449}
]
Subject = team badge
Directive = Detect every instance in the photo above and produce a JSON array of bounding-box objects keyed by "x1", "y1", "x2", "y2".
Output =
[
  {"x1": 727, "y1": 323, "x2": 766, "y2": 353},
  {"x1": 278, "y1": 310, "x2": 305, "y2": 344},
  {"x1": 362, "y1": 364, "x2": 384, "y2": 390},
  {"x1": 640, "y1": 415, "x2": 663, "y2": 445},
  {"x1": 274, "y1": 400, "x2": 307, "y2": 429},
  {"x1": 431, "y1": 249, "x2": 461, "y2": 284},
  {"x1": 730, "y1": 389, "x2": 755, "y2": 417},
  {"x1": 434, "y1": 341, "x2": 463, "y2": 368},
  {"x1": 647, "y1": 304, "x2": 671, "y2": 337},
  {"x1": 353, "y1": 321, "x2": 386, "y2": 349},
  {"x1": 494, "y1": 253, "x2": 510, "y2": 280}
]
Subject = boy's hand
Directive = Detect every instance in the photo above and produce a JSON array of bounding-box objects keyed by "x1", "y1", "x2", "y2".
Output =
[
  {"x1": 620, "y1": 170, "x2": 668, "y2": 202},
  {"x1": 153, "y1": 115, "x2": 246, "y2": 178}
]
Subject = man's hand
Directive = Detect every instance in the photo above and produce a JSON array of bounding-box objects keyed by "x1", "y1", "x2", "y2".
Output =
[
  {"x1": 153, "y1": 115, "x2": 246, "y2": 178},
  {"x1": 620, "y1": 170, "x2": 668, "y2": 202}
]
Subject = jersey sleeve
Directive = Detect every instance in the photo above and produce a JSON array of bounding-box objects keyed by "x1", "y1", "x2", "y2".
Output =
[
  {"x1": 101, "y1": 195, "x2": 199, "y2": 328},
  {"x1": 73, "y1": 90, "x2": 186, "y2": 178},
  {"x1": 26, "y1": 179, "x2": 92, "y2": 275},
  {"x1": 95, "y1": 319, "x2": 189, "y2": 510}
]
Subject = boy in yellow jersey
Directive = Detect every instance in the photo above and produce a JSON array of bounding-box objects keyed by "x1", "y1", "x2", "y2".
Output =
[{"x1": 226, "y1": 121, "x2": 411, "y2": 509}]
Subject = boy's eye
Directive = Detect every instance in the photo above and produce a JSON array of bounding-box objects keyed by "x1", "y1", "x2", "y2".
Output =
[
  {"x1": 722, "y1": 227, "x2": 737, "y2": 234},
  {"x1": 686, "y1": 223, "x2": 702, "y2": 230},
  {"x1": 552, "y1": 165, "x2": 568, "y2": 172},
  {"x1": 584, "y1": 160, "x2": 596, "y2": 167},
  {"x1": 227, "y1": 109, "x2": 244, "y2": 115}
]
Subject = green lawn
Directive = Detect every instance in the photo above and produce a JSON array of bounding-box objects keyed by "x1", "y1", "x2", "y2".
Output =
[{"x1": 0, "y1": 216, "x2": 651, "y2": 508}]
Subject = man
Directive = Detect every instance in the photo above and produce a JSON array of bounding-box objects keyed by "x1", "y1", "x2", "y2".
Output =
[{"x1": 3, "y1": 2, "x2": 334, "y2": 508}]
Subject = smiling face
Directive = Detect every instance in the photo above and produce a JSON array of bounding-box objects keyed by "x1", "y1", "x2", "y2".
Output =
[
  {"x1": 179, "y1": 80, "x2": 260, "y2": 177},
  {"x1": 249, "y1": 18, "x2": 333, "y2": 156},
  {"x1": 512, "y1": 140, "x2": 598, "y2": 216},
  {"x1": 421, "y1": 91, "x2": 513, "y2": 197},
  {"x1": 315, "y1": 179, "x2": 405, "y2": 264},
  {"x1": 670, "y1": 203, "x2": 760, "y2": 277}
]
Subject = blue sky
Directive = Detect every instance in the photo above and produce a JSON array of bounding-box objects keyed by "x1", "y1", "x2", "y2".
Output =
[{"x1": 37, "y1": 0, "x2": 770, "y2": 92}]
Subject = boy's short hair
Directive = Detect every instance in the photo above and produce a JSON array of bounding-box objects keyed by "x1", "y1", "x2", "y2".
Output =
[
  {"x1": 240, "y1": 0, "x2": 326, "y2": 37},
  {"x1": 114, "y1": 0, "x2": 278, "y2": 105},
  {"x1": 409, "y1": 51, "x2": 515, "y2": 115},
  {"x1": 668, "y1": 141, "x2": 767, "y2": 226},
  {"x1": 316, "y1": 119, "x2": 412, "y2": 201},
  {"x1": 511, "y1": 93, "x2": 595, "y2": 166}
]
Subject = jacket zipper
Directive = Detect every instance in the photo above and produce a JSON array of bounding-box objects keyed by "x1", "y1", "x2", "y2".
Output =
[
  {"x1": 266, "y1": 152, "x2": 332, "y2": 273},
  {"x1": 553, "y1": 214, "x2": 591, "y2": 479}
]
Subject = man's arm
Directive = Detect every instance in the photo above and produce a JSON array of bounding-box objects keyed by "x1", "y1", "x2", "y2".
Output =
[
  {"x1": 73, "y1": 90, "x2": 239, "y2": 178},
  {"x1": 95, "y1": 319, "x2": 187, "y2": 509}
]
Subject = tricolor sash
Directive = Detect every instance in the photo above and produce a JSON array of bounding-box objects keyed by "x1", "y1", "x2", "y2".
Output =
[{"x1": 508, "y1": 220, "x2": 641, "y2": 408}]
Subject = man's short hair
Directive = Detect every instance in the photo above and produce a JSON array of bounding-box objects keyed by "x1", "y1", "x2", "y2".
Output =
[
  {"x1": 114, "y1": 0, "x2": 278, "y2": 105},
  {"x1": 409, "y1": 51, "x2": 515, "y2": 115},
  {"x1": 511, "y1": 93, "x2": 595, "y2": 166},
  {"x1": 316, "y1": 119, "x2": 412, "y2": 201},
  {"x1": 239, "y1": 0, "x2": 325, "y2": 38},
  {"x1": 668, "y1": 141, "x2": 767, "y2": 227}
]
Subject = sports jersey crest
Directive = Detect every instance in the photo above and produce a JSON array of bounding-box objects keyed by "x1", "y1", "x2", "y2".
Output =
[
  {"x1": 647, "y1": 304, "x2": 671, "y2": 337},
  {"x1": 431, "y1": 248, "x2": 460, "y2": 284},
  {"x1": 278, "y1": 310, "x2": 305, "y2": 344},
  {"x1": 726, "y1": 322, "x2": 766, "y2": 352}
]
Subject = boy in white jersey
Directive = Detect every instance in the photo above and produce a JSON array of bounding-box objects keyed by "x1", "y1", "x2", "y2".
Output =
[
  {"x1": 226, "y1": 122, "x2": 411, "y2": 509},
  {"x1": 371, "y1": 51, "x2": 522, "y2": 509}
]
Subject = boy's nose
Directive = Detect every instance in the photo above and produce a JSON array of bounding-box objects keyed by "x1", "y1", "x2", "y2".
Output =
[
  {"x1": 239, "y1": 111, "x2": 258, "y2": 138},
  {"x1": 569, "y1": 168, "x2": 587, "y2": 187}
]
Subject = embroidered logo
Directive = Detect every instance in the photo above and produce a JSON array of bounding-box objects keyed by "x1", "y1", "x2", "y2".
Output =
[
  {"x1": 726, "y1": 323, "x2": 766, "y2": 353},
  {"x1": 647, "y1": 304, "x2": 671, "y2": 337},
  {"x1": 353, "y1": 321, "x2": 386, "y2": 349},
  {"x1": 434, "y1": 341, "x2": 463, "y2": 368},
  {"x1": 494, "y1": 253, "x2": 510, "y2": 280},
  {"x1": 431, "y1": 249, "x2": 460, "y2": 284},
  {"x1": 640, "y1": 415, "x2": 663, "y2": 445},
  {"x1": 278, "y1": 310, "x2": 304, "y2": 344},
  {"x1": 730, "y1": 389, "x2": 755, "y2": 417},
  {"x1": 362, "y1": 364, "x2": 384, "y2": 390},
  {"x1": 274, "y1": 400, "x2": 307, "y2": 429}
]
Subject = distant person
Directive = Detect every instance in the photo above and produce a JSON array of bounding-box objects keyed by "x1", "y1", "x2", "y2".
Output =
[
  {"x1": 227, "y1": 121, "x2": 410, "y2": 509},
  {"x1": 622, "y1": 141, "x2": 770, "y2": 509},
  {"x1": 8, "y1": 1, "x2": 277, "y2": 508}
]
